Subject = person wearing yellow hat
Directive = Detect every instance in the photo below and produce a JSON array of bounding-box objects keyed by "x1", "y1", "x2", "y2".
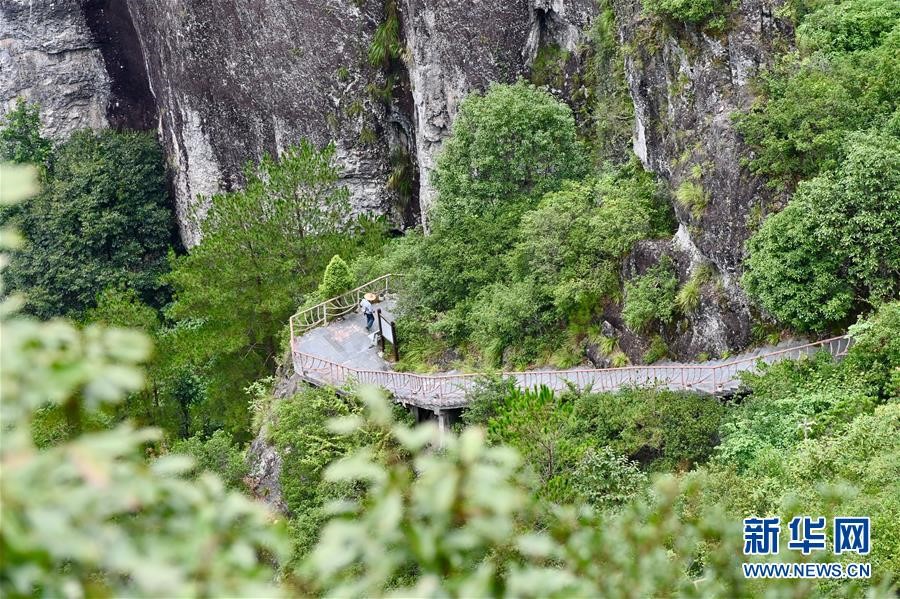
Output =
[{"x1": 360, "y1": 292, "x2": 377, "y2": 331}]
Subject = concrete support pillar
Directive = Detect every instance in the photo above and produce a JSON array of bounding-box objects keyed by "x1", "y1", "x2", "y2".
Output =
[{"x1": 434, "y1": 410, "x2": 449, "y2": 447}]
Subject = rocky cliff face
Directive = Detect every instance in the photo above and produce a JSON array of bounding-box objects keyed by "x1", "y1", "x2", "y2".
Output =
[
  {"x1": 609, "y1": 0, "x2": 792, "y2": 357},
  {"x1": 2, "y1": 0, "x2": 788, "y2": 355},
  {"x1": 1, "y1": 0, "x2": 155, "y2": 137},
  {"x1": 400, "y1": 0, "x2": 596, "y2": 216},
  {"x1": 1, "y1": 0, "x2": 111, "y2": 137},
  {"x1": 124, "y1": 0, "x2": 596, "y2": 242}
]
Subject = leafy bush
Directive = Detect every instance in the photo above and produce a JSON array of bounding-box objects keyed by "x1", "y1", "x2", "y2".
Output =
[
  {"x1": 485, "y1": 386, "x2": 582, "y2": 503},
  {"x1": 0, "y1": 167, "x2": 287, "y2": 597},
  {"x1": 743, "y1": 129, "x2": 899, "y2": 330},
  {"x1": 573, "y1": 388, "x2": 726, "y2": 471},
  {"x1": 736, "y1": 6, "x2": 898, "y2": 186},
  {"x1": 5, "y1": 129, "x2": 174, "y2": 318},
  {"x1": 431, "y1": 81, "x2": 587, "y2": 225},
  {"x1": 171, "y1": 429, "x2": 248, "y2": 490},
  {"x1": 573, "y1": 446, "x2": 648, "y2": 509},
  {"x1": 714, "y1": 330, "x2": 892, "y2": 474},
  {"x1": 268, "y1": 385, "x2": 411, "y2": 562},
  {"x1": 797, "y1": 0, "x2": 900, "y2": 54},
  {"x1": 318, "y1": 254, "x2": 354, "y2": 299},
  {"x1": 622, "y1": 256, "x2": 679, "y2": 332},
  {"x1": 0, "y1": 98, "x2": 52, "y2": 166},
  {"x1": 642, "y1": 334, "x2": 669, "y2": 363},
  {"x1": 643, "y1": 0, "x2": 724, "y2": 23},
  {"x1": 843, "y1": 301, "x2": 900, "y2": 398}
]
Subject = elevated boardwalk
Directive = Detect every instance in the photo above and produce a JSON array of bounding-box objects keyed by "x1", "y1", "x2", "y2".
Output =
[{"x1": 289, "y1": 275, "x2": 851, "y2": 410}]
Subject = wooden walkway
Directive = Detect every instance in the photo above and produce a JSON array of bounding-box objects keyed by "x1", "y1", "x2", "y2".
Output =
[{"x1": 289, "y1": 275, "x2": 852, "y2": 410}]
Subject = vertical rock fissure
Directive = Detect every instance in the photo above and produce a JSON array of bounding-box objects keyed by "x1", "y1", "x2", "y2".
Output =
[
  {"x1": 79, "y1": 0, "x2": 156, "y2": 131},
  {"x1": 380, "y1": 1, "x2": 422, "y2": 227}
]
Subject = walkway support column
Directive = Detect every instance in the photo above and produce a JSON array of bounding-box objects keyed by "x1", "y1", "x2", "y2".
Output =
[{"x1": 434, "y1": 409, "x2": 449, "y2": 447}]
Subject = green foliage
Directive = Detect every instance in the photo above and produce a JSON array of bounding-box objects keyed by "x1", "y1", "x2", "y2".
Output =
[
  {"x1": 743, "y1": 129, "x2": 900, "y2": 330},
  {"x1": 165, "y1": 141, "x2": 383, "y2": 437},
  {"x1": 642, "y1": 334, "x2": 669, "y2": 363},
  {"x1": 391, "y1": 146, "x2": 670, "y2": 367},
  {"x1": 486, "y1": 386, "x2": 582, "y2": 503},
  {"x1": 460, "y1": 375, "x2": 518, "y2": 427},
  {"x1": 367, "y1": 0, "x2": 401, "y2": 67},
  {"x1": 676, "y1": 263, "x2": 713, "y2": 313},
  {"x1": 674, "y1": 179, "x2": 709, "y2": 218},
  {"x1": 5, "y1": 129, "x2": 174, "y2": 318},
  {"x1": 622, "y1": 256, "x2": 679, "y2": 332},
  {"x1": 573, "y1": 388, "x2": 726, "y2": 471},
  {"x1": 84, "y1": 286, "x2": 161, "y2": 331},
  {"x1": 318, "y1": 254, "x2": 354, "y2": 299},
  {"x1": 430, "y1": 81, "x2": 588, "y2": 225},
  {"x1": 736, "y1": 3, "x2": 899, "y2": 186},
  {"x1": 269, "y1": 385, "x2": 411, "y2": 563},
  {"x1": 643, "y1": 0, "x2": 725, "y2": 23},
  {"x1": 0, "y1": 98, "x2": 53, "y2": 166},
  {"x1": 797, "y1": 0, "x2": 900, "y2": 54},
  {"x1": 171, "y1": 430, "x2": 248, "y2": 490},
  {"x1": 0, "y1": 168, "x2": 287, "y2": 597},
  {"x1": 575, "y1": 2, "x2": 635, "y2": 165},
  {"x1": 688, "y1": 308, "x2": 900, "y2": 581},
  {"x1": 573, "y1": 446, "x2": 648, "y2": 510},
  {"x1": 844, "y1": 301, "x2": 900, "y2": 397},
  {"x1": 530, "y1": 44, "x2": 570, "y2": 88},
  {"x1": 301, "y1": 390, "x2": 849, "y2": 597}
]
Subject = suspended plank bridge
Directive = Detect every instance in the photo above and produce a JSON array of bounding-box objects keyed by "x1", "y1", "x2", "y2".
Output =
[{"x1": 289, "y1": 274, "x2": 851, "y2": 411}]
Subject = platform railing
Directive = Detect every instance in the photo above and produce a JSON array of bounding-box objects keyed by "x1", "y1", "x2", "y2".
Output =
[{"x1": 288, "y1": 273, "x2": 399, "y2": 339}]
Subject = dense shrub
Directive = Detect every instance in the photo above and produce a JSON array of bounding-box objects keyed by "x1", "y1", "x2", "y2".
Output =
[
  {"x1": 318, "y1": 254, "x2": 355, "y2": 299},
  {"x1": 573, "y1": 388, "x2": 726, "y2": 471},
  {"x1": 5, "y1": 129, "x2": 174, "y2": 317},
  {"x1": 622, "y1": 256, "x2": 679, "y2": 332},
  {"x1": 0, "y1": 98, "x2": 52, "y2": 166},
  {"x1": 643, "y1": 0, "x2": 724, "y2": 23},
  {"x1": 736, "y1": 3, "x2": 898, "y2": 186},
  {"x1": 743, "y1": 129, "x2": 900, "y2": 330},
  {"x1": 171, "y1": 430, "x2": 248, "y2": 490},
  {"x1": 797, "y1": 0, "x2": 900, "y2": 53}
]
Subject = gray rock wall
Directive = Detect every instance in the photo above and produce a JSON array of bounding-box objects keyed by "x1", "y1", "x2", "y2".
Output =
[
  {"x1": 401, "y1": 0, "x2": 596, "y2": 218},
  {"x1": 126, "y1": 0, "x2": 400, "y2": 245},
  {"x1": 611, "y1": 0, "x2": 792, "y2": 355},
  {"x1": 123, "y1": 0, "x2": 596, "y2": 242},
  {"x1": 0, "y1": 0, "x2": 111, "y2": 138}
]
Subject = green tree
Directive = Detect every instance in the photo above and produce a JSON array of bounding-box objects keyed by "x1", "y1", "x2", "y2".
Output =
[
  {"x1": 0, "y1": 98, "x2": 52, "y2": 166},
  {"x1": 318, "y1": 254, "x2": 355, "y2": 299},
  {"x1": 5, "y1": 130, "x2": 174, "y2": 318},
  {"x1": 167, "y1": 141, "x2": 351, "y2": 371},
  {"x1": 743, "y1": 129, "x2": 899, "y2": 330},
  {"x1": 0, "y1": 164, "x2": 288, "y2": 598},
  {"x1": 164, "y1": 141, "x2": 381, "y2": 437},
  {"x1": 622, "y1": 256, "x2": 679, "y2": 332},
  {"x1": 430, "y1": 81, "x2": 587, "y2": 226}
]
